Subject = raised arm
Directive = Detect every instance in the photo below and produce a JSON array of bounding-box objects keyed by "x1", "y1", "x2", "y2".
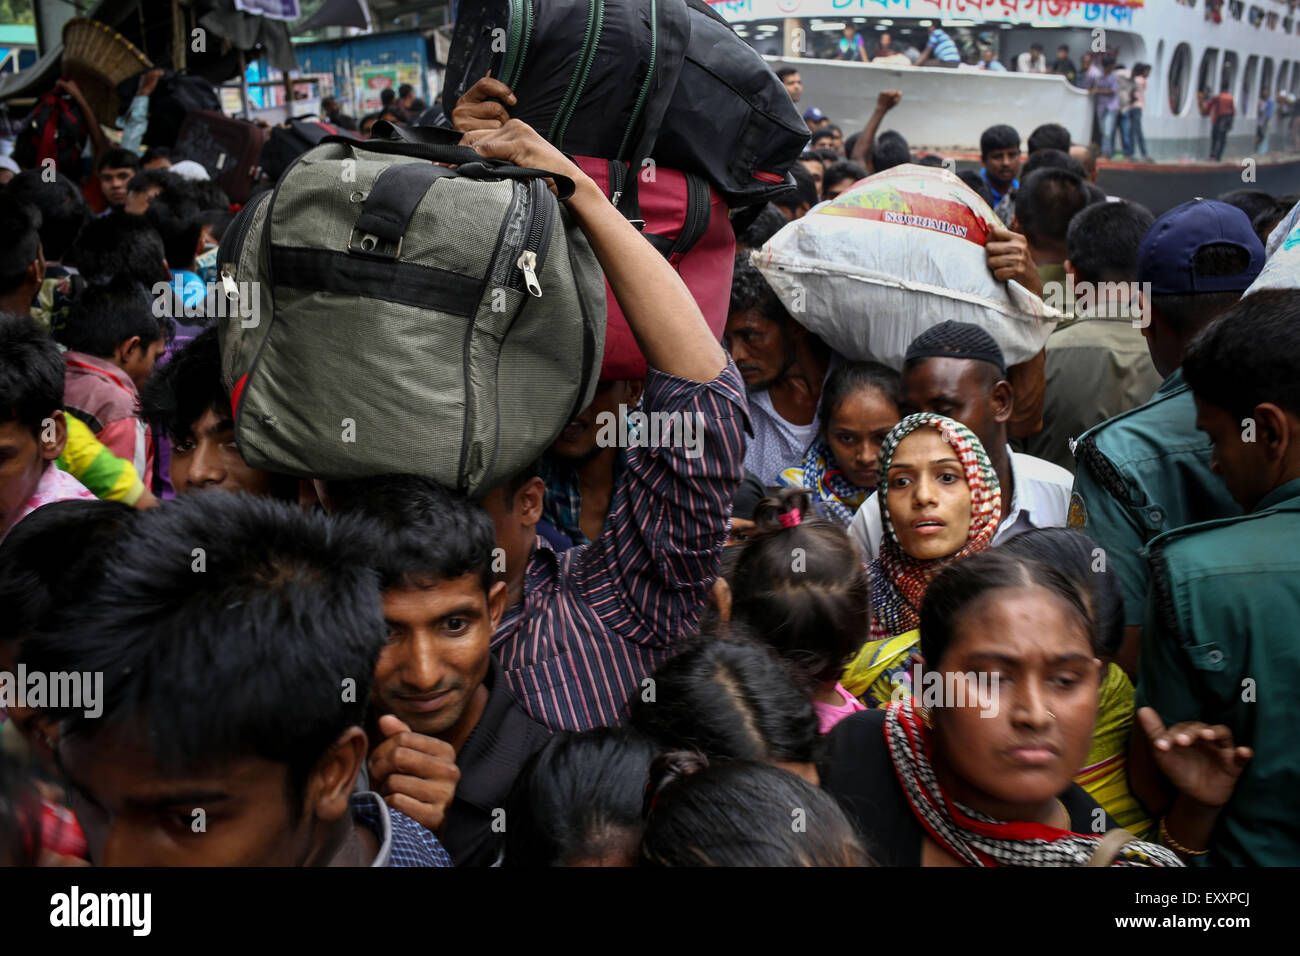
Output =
[
  {"x1": 851, "y1": 90, "x2": 902, "y2": 167},
  {"x1": 462, "y1": 119, "x2": 727, "y2": 383}
]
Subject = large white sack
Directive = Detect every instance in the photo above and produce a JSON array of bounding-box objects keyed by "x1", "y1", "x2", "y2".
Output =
[
  {"x1": 753, "y1": 164, "x2": 1060, "y2": 369},
  {"x1": 1250, "y1": 212, "x2": 1300, "y2": 292}
]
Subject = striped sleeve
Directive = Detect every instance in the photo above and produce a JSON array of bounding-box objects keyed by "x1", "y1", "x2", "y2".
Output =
[{"x1": 56, "y1": 416, "x2": 146, "y2": 505}]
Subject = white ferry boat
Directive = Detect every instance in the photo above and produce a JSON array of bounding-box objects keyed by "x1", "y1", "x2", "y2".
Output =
[{"x1": 709, "y1": 0, "x2": 1300, "y2": 159}]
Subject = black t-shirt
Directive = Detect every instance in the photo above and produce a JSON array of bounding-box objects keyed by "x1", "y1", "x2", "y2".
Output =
[{"x1": 817, "y1": 709, "x2": 1119, "y2": 866}]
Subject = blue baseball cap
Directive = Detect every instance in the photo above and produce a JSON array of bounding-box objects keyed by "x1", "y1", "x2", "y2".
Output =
[
  {"x1": 1138, "y1": 199, "x2": 1265, "y2": 295},
  {"x1": 803, "y1": 107, "x2": 827, "y2": 123}
]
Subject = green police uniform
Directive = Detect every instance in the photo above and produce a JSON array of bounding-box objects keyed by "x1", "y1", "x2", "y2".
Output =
[
  {"x1": 1067, "y1": 367, "x2": 1240, "y2": 626},
  {"x1": 1136, "y1": 478, "x2": 1300, "y2": 866}
]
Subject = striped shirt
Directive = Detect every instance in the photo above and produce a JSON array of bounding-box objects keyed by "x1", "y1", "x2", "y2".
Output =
[
  {"x1": 928, "y1": 29, "x2": 960, "y2": 63},
  {"x1": 493, "y1": 362, "x2": 748, "y2": 731}
]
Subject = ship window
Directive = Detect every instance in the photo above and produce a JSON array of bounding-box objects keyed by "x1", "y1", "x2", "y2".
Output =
[
  {"x1": 1222, "y1": 51, "x2": 1239, "y2": 93},
  {"x1": 1198, "y1": 47, "x2": 1221, "y2": 95},
  {"x1": 1243, "y1": 55, "x2": 1259, "y2": 113},
  {"x1": 1169, "y1": 42, "x2": 1193, "y2": 113},
  {"x1": 1261, "y1": 58, "x2": 1275, "y2": 97}
]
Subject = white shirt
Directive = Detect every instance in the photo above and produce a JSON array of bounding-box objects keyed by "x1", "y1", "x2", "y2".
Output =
[
  {"x1": 1017, "y1": 51, "x2": 1048, "y2": 74},
  {"x1": 847, "y1": 447, "x2": 1074, "y2": 561},
  {"x1": 744, "y1": 387, "x2": 821, "y2": 485}
]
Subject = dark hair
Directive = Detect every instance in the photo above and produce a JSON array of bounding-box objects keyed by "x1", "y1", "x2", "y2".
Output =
[
  {"x1": 1251, "y1": 201, "x2": 1291, "y2": 247},
  {"x1": 819, "y1": 359, "x2": 901, "y2": 428},
  {"x1": 398, "y1": 83, "x2": 414, "y2": 98},
  {"x1": 140, "y1": 146, "x2": 174, "y2": 167},
  {"x1": 627, "y1": 636, "x2": 819, "y2": 764},
  {"x1": 1084, "y1": 181, "x2": 1107, "y2": 206},
  {"x1": 996, "y1": 528, "x2": 1123, "y2": 658},
  {"x1": 380, "y1": 88, "x2": 396, "y2": 106},
  {"x1": 957, "y1": 169, "x2": 997, "y2": 208},
  {"x1": 843, "y1": 132, "x2": 861, "y2": 158},
  {"x1": 20, "y1": 493, "x2": 387, "y2": 807},
  {"x1": 0, "y1": 499, "x2": 136, "y2": 645},
  {"x1": 331, "y1": 473, "x2": 497, "y2": 594},
  {"x1": 920, "y1": 549, "x2": 1095, "y2": 669},
  {"x1": 68, "y1": 212, "x2": 168, "y2": 287},
  {"x1": 5, "y1": 170, "x2": 88, "y2": 262},
  {"x1": 736, "y1": 203, "x2": 789, "y2": 250},
  {"x1": 980, "y1": 124, "x2": 1020, "y2": 158},
  {"x1": 729, "y1": 253, "x2": 791, "y2": 326},
  {"x1": 96, "y1": 147, "x2": 138, "y2": 173},
  {"x1": 1183, "y1": 289, "x2": 1300, "y2": 422},
  {"x1": 870, "y1": 130, "x2": 910, "y2": 173},
  {"x1": 1014, "y1": 167, "x2": 1088, "y2": 250},
  {"x1": 143, "y1": 182, "x2": 204, "y2": 272},
  {"x1": 640, "y1": 753, "x2": 870, "y2": 867},
  {"x1": 127, "y1": 169, "x2": 176, "y2": 199},
  {"x1": 1066, "y1": 200, "x2": 1155, "y2": 283},
  {"x1": 1216, "y1": 189, "x2": 1277, "y2": 225},
  {"x1": 773, "y1": 163, "x2": 819, "y2": 214},
  {"x1": 1020, "y1": 147, "x2": 1086, "y2": 181},
  {"x1": 138, "y1": 326, "x2": 230, "y2": 442},
  {"x1": 0, "y1": 194, "x2": 41, "y2": 295},
  {"x1": 1149, "y1": 243, "x2": 1255, "y2": 334},
  {"x1": 813, "y1": 147, "x2": 840, "y2": 167},
  {"x1": 776, "y1": 67, "x2": 800, "y2": 81},
  {"x1": 52, "y1": 276, "x2": 170, "y2": 358},
  {"x1": 810, "y1": 128, "x2": 837, "y2": 147},
  {"x1": 916, "y1": 154, "x2": 946, "y2": 167},
  {"x1": 823, "y1": 159, "x2": 867, "y2": 195},
  {"x1": 198, "y1": 207, "x2": 234, "y2": 242},
  {"x1": 1103, "y1": 56, "x2": 1118, "y2": 69},
  {"x1": 0, "y1": 312, "x2": 63, "y2": 433},
  {"x1": 504, "y1": 728, "x2": 656, "y2": 866},
  {"x1": 728, "y1": 488, "x2": 871, "y2": 690}
]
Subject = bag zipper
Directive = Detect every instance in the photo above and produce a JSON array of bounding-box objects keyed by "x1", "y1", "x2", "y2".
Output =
[
  {"x1": 515, "y1": 177, "x2": 555, "y2": 297},
  {"x1": 218, "y1": 190, "x2": 271, "y2": 297},
  {"x1": 607, "y1": 158, "x2": 627, "y2": 208},
  {"x1": 500, "y1": 0, "x2": 533, "y2": 91},
  {"x1": 616, "y1": 0, "x2": 657, "y2": 162},
  {"x1": 549, "y1": 0, "x2": 604, "y2": 148},
  {"x1": 667, "y1": 173, "x2": 711, "y2": 258}
]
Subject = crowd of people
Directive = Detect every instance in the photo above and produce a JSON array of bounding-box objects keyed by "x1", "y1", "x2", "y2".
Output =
[{"x1": 0, "y1": 48, "x2": 1297, "y2": 871}]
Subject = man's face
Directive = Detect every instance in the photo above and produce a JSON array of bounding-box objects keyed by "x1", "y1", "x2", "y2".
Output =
[
  {"x1": 479, "y1": 479, "x2": 543, "y2": 593},
  {"x1": 1057, "y1": 48, "x2": 1069, "y2": 62},
  {"x1": 373, "y1": 574, "x2": 504, "y2": 738},
  {"x1": 723, "y1": 308, "x2": 796, "y2": 391},
  {"x1": 782, "y1": 72, "x2": 802, "y2": 103},
  {"x1": 59, "y1": 725, "x2": 324, "y2": 866},
  {"x1": 824, "y1": 175, "x2": 857, "y2": 201},
  {"x1": 121, "y1": 335, "x2": 167, "y2": 390},
  {"x1": 1195, "y1": 398, "x2": 1271, "y2": 510},
  {"x1": 124, "y1": 185, "x2": 162, "y2": 216},
  {"x1": 983, "y1": 147, "x2": 1021, "y2": 189},
  {"x1": 99, "y1": 166, "x2": 135, "y2": 208},
  {"x1": 0, "y1": 415, "x2": 61, "y2": 539},
  {"x1": 901, "y1": 357, "x2": 1002, "y2": 454},
  {"x1": 551, "y1": 380, "x2": 640, "y2": 461},
  {"x1": 828, "y1": 129, "x2": 845, "y2": 153},
  {"x1": 800, "y1": 158, "x2": 825, "y2": 194},
  {"x1": 982, "y1": 49, "x2": 995, "y2": 64},
  {"x1": 171, "y1": 406, "x2": 280, "y2": 496}
]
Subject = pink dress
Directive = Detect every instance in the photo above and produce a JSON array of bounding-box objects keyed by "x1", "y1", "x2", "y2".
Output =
[
  {"x1": 1, "y1": 463, "x2": 95, "y2": 543},
  {"x1": 815, "y1": 682, "x2": 868, "y2": 734}
]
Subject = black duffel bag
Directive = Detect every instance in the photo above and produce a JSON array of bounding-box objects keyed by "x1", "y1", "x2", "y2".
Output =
[
  {"x1": 117, "y1": 70, "x2": 221, "y2": 149},
  {"x1": 650, "y1": 0, "x2": 808, "y2": 207},
  {"x1": 259, "y1": 117, "x2": 360, "y2": 182},
  {"x1": 441, "y1": 0, "x2": 689, "y2": 166}
]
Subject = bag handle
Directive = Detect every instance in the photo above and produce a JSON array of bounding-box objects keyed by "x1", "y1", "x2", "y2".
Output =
[
  {"x1": 1085, "y1": 828, "x2": 1138, "y2": 867},
  {"x1": 349, "y1": 121, "x2": 579, "y2": 200}
]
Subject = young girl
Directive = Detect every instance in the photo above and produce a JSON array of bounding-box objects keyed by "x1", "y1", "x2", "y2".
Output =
[
  {"x1": 713, "y1": 487, "x2": 872, "y2": 734},
  {"x1": 843, "y1": 412, "x2": 1001, "y2": 707},
  {"x1": 779, "y1": 361, "x2": 901, "y2": 526}
]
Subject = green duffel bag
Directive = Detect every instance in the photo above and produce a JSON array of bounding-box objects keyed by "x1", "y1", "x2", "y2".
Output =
[{"x1": 216, "y1": 130, "x2": 605, "y2": 497}]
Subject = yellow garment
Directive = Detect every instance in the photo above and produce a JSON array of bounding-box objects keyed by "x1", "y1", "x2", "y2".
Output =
[
  {"x1": 56, "y1": 415, "x2": 147, "y2": 506},
  {"x1": 1075, "y1": 662, "x2": 1154, "y2": 838},
  {"x1": 841, "y1": 629, "x2": 920, "y2": 708}
]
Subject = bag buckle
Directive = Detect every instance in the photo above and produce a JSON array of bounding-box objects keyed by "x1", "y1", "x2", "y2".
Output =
[{"x1": 347, "y1": 228, "x2": 402, "y2": 260}]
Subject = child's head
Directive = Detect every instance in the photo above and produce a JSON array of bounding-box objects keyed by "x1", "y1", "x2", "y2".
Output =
[
  {"x1": 727, "y1": 487, "x2": 870, "y2": 692},
  {"x1": 67, "y1": 213, "x2": 168, "y2": 288},
  {"x1": 142, "y1": 181, "x2": 204, "y2": 274},
  {"x1": 0, "y1": 194, "x2": 44, "y2": 311},
  {"x1": 640, "y1": 752, "x2": 870, "y2": 867},
  {"x1": 53, "y1": 278, "x2": 171, "y2": 388},
  {"x1": 628, "y1": 636, "x2": 820, "y2": 784},
  {"x1": 505, "y1": 728, "x2": 658, "y2": 867},
  {"x1": 0, "y1": 314, "x2": 67, "y2": 538},
  {"x1": 880, "y1": 413, "x2": 1000, "y2": 563},
  {"x1": 818, "y1": 360, "x2": 901, "y2": 492}
]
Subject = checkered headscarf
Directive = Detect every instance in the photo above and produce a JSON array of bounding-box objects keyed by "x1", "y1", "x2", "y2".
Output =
[{"x1": 870, "y1": 413, "x2": 1001, "y2": 638}]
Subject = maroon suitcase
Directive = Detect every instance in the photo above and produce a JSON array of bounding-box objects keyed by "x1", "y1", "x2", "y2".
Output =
[{"x1": 174, "y1": 110, "x2": 268, "y2": 205}]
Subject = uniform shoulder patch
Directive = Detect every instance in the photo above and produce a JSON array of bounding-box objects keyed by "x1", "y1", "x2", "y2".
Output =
[{"x1": 1068, "y1": 491, "x2": 1087, "y2": 528}]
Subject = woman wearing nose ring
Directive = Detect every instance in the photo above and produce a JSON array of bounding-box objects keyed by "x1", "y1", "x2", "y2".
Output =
[{"x1": 842, "y1": 412, "x2": 1000, "y2": 707}]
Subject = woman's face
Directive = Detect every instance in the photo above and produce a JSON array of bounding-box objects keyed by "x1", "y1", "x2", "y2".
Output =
[
  {"x1": 931, "y1": 586, "x2": 1102, "y2": 812},
  {"x1": 825, "y1": 387, "x2": 899, "y2": 491},
  {"x1": 885, "y1": 427, "x2": 971, "y2": 559}
]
